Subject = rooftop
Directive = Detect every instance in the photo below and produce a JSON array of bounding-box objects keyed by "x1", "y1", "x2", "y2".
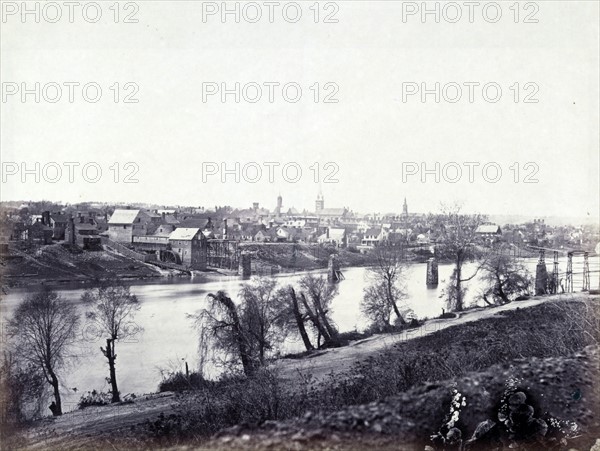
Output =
[
  {"x1": 108, "y1": 209, "x2": 140, "y2": 224},
  {"x1": 169, "y1": 227, "x2": 201, "y2": 241}
]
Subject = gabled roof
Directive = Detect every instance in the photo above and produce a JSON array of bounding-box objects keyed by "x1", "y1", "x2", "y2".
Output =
[
  {"x1": 162, "y1": 215, "x2": 180, "y2": 225},
  {"x1": 108, "y1": 209, "x2": 140, "y2": 224},
  {"x1": 276, "y1": 228, "x2": 290, "y2": 237},
  {"x1": 365, "y1": 227, "x2": 381, "y2": 236},
  {"x1": 169, "y1": 227, "x2": 201, "y2": 241},
  {"x1": 50, "y1": 213, "x2": 69, "y2": 223},
  {"x1": 476, "y1": 224, "x2": 501, "y2": 234}
]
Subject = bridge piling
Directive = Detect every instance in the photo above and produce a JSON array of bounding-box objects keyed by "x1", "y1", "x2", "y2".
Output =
[
  {"x1": 426, "y1": 257, "x2": 438, "y2": 287},
  {"x1": 535, "y1": 249, "x2": 549, "y2": 295},
  {"x1": 238, "y1": 252, "x2": 252, "y2": 279},
  {"x1": 327, "y1": 254, "x2": 342, "y2": 283}
]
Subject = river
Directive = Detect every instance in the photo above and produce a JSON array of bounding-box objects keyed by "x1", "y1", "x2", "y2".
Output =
[{"x1": 1, "y1": 256, "x2": 598, "y2": 411}]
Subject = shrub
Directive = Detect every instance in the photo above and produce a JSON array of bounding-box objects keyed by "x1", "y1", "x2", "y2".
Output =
[
  {"x1": 158, "y1": 372, "x2": 207, "y2": 393},
  {"x1": 77, "y1": 390, "x2": 112, "y2": 409},
  {"x1": 145, "y1": 369, "x2": 289, "y2": 441}
]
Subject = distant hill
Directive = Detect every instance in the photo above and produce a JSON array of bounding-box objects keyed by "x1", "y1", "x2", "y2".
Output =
[{"x1": 489, "y1": 214, "x2": 600, "y2": 227}]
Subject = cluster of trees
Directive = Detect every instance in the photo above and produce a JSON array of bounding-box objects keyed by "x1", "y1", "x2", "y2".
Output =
[
  {"x1": 432, "y1": 205, "x2": 532, "y2": 311},
  {"x1": 360, "y1": 205, "x2": 532, "y2": 324},
  {"x1": 1, "y1": 281, "x2": 140, "y2": 422},
  {"x1": 195, "y1": 273, "x2": 340, "y2": 377}
]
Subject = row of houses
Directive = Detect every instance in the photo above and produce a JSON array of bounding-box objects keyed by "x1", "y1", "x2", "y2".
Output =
[{"x1": 1, "y1": 209, "x2": 108, "y2": 249}]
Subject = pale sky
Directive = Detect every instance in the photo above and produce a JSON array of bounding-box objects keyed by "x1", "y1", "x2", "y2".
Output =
[{"x1": 1, "y1": 1, "x2": 598, "y2": 218}]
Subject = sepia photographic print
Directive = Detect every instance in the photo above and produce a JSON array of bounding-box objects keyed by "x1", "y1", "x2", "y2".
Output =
[{"x1": 1, "y1": 1, "x2": 599, "y2": 450}]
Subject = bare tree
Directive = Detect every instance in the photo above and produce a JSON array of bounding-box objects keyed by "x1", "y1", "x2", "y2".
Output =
[
  {"x1": 81, "y1": 281, "x2": 141, "y2": 403},
  {"x1": 432, "y1": 205, "x2": 487, "y2": 312},
  {"x1": 196, "y1": 290, "x2": 256, "y2": 377},
  {"x1": 481, "y1": 247, "x2": 531, "y2": 305},
  {"x1": 362, "y1": 244, "x2": 408, "y2": 325},
  {"x1": 298, "y1": 274, "x2": 339, "y2": 346},
  {"x1": 275, "y1": 285, "x2": 314, "y2": 352},
  {"x1": 8, "y1": 289, "x2": 79, "y2": 416}
]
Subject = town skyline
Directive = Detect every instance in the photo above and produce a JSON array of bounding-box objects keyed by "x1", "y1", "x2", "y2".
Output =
[{"x1": 2, "y1": 191, "x2": 598, "y2": 228}]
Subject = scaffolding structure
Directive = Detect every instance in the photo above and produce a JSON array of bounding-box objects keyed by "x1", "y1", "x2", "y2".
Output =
[
  {"x1": 206, "y1": 239, "x2": 239, "y2": 270},
  {"x1": 583, "y1": 252, "x2": 590, "y2": 291},
  {"x1": 551, "y1": 251, "x2": 559, "y2": 294},
  {"x1": 565, "y1": 252, "x2": 573, "y2": 293}
]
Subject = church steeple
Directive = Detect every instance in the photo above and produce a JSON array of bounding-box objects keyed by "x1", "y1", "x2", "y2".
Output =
[
  {"x1": 276, "y1": 193, "x2": 283, "y2": 216},
  {"x1": 315, "y1": 188, "x2": 324, "y2": 212}
]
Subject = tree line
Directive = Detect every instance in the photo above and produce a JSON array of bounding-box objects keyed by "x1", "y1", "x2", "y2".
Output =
[{"x1": 1, "y1": 281, "x2": 140, "y2": 423}]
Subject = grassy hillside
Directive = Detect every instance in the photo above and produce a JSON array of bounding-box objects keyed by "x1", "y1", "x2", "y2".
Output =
[{"x1": 41, "y1": 295, "x2": 595, "y2": 451}]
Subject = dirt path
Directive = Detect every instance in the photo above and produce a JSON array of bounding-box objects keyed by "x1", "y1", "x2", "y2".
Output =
[
  {"x1": 21, "y1": 392, "x2": 177, "y2": 450},
  {"x1": 273, "y1": 295, "x2": 576, "y2": 382}
]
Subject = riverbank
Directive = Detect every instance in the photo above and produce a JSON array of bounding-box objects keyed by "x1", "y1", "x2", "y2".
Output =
[
  {"x1": 10, "y1": 292, "x2": 598, "y2": 450},
  {"x1": 0, "y1": 241, "x2": 435, "y2": 290},
  {"x1": 0, "y1": 243, "x2": 165, "y2": 289}
]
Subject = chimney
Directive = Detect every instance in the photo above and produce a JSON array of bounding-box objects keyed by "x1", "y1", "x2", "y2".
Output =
[
  {"x1": 223, "y1": 219, "x2": 228, "y2": 239},
  {"x1": 162, "y1": 212, "x2": 166, "y2": 220},
  {"x1": 253, "y1": 202, "x2": 259, "y2": 211},
  {"x1": 42, "y1": 211, "x2": 51, "y2": 226}
]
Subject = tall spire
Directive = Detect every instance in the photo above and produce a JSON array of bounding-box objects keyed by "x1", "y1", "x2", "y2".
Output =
[
  {"x1": 316, "y1": 186, "x2": 324, "y2": 212},
  {"x1": 276, "y1": 192, "x2": 283, "y2": 216}
]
